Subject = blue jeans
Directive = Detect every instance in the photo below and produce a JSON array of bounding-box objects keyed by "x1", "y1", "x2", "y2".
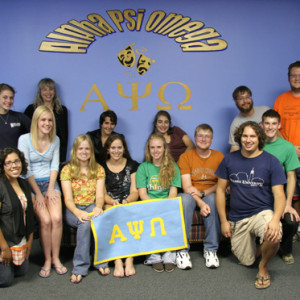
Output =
[
  {"x1": 65, "y1": 204, "x2": 107, "y2": 275},
  {"x1": 180, "y1": 192, "x2": 221, "y2": 252},
  {"x1": 145, "y1": 251, "x2": 176, "y2": 265},
  {"x1": 36, "y1": 179, "x2": 61, "y2": 195},
  {"x1": 0, "y1": 259, "x2": 28, "y2": 287}
]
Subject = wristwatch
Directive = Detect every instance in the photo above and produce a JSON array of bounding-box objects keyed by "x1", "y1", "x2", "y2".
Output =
[{"x1": 200, "y1": 190, "x2": 205, "y2": 198}]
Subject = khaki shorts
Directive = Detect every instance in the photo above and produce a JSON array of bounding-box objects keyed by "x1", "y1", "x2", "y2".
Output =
[{"x1": 230, "y1": 210, "x2": 282, "y2": 266}]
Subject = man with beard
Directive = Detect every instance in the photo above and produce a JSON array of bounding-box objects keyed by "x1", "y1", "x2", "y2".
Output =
[
  {"x1": 216, "y1": 121, "x2": 286, "y2": 289},
  {"x1": 229, "y1": 86, "x2": 269, "y2": 152},
  {"x1": 273, "y1": 61, "x2": 300, "y2": 232}
]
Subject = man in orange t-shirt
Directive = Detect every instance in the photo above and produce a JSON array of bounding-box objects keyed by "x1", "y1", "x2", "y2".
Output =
[
  {"x1": 273, "y1": 61, "x2": 300, "y2": 224},
  {"x1": 177, "y1": 124, "x2": 224, "y2": 269}
]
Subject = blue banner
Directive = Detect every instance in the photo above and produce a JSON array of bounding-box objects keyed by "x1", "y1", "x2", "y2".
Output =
[{"x1": 91, "y1": 197, "x2": 187, "y2": 264}]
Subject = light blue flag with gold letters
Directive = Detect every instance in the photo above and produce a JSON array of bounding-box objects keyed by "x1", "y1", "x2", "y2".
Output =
[{"x1": 91, "y1": 197, "x2": 187, "y2": 264}]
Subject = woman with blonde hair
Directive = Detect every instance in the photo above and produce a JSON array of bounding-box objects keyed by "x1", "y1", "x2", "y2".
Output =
[
  {"x1": 136, "y1": 133, "x2": 181, "y2": 273},
  {"x1": 24, "y1": 78, "x2": 68, "y2": 163},
  {"x1": 60, "y1": 134, "x2": 108, "y2": 284},
  {"x1": 18, "y1": 105, "x2": 66, "y2": 278}
]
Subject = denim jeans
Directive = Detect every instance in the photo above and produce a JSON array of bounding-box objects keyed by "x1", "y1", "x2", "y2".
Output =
[
  {"x1": 65, "y1": 204, "x2": 108, "y2": 275},
  {"x1": 179, "y1": 192, "x2": 221, "y2": 252},
  {"x1": 145, "y1": 251, "x2": 176, "y2": 265},
  {"x1": 0, "y1": 259, "x2": 28, "y2": 287},
  {"x1": 36, "y1": 179, "x2": 61, "y2": 195}
]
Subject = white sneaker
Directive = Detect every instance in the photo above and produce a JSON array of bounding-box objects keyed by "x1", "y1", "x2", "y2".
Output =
[
  {"x1": 204, "y1": 250, "x2": 219, "y2": 268},
  {"x1": 176, "y1": 251, "x2": 192, "y2": 270}
]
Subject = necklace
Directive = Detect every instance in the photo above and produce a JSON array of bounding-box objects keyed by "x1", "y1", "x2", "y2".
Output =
[{"x1": 0, "y1": 113, "x2": 9, "y2": 124}]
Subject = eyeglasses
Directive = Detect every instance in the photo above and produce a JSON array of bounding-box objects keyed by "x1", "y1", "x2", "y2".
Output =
[
  {"x1": 236, "y1": 96, "x2": 252, "y2": 102},
  {"x1": 196, "y1": 134, "x2": 212, "y2": 139},
  {"x1": 4, "y1": 159, "x2": 21, "y2": 167},
  {"x1": 290, "y1": 74, "x2": 300, "y2": 79}
]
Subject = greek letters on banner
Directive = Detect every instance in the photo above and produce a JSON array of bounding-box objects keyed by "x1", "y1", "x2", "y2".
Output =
[{"x1": 90, "y1": 197, "x2": 187, "y2": 264}]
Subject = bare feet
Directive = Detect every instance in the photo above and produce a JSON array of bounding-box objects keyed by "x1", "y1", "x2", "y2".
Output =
[
  {"x1": 99, "y1": 267, "x2": 110, "y2": 276},
  {"x1": 114, "y1": 259, "x2": 125, "y2": 277},
  {"x1": 125, "y1": 257, "x2": 136, "y2": 277},
  {"x1": 70, "y1": 274, "x2": 82, "y2": 284}
]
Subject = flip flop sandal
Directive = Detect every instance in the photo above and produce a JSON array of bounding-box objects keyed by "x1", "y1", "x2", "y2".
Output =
[
  {"x1": 53, "y1": 265, "x2": 68, "y2": 275},
  {"x1": 255, "y1": 273, "x2": 271, "y2": 289},
  {"x1": 39, "y1": 267, "x2": 51, "y2": 278}
]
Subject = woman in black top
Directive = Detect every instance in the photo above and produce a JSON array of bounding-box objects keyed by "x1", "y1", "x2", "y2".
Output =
[
  {"x1": 87, "y1": 110, "x2": 121, "y2": 166},
  {"x1": 103, "y1": 133, "x2": 139, "y2": 277},
  {"x1": 0, "y1": 147, "x2": 34, "y2": 287},
  {"x1": 24, "y1": 78, "x2": 68, "y2": 163}
]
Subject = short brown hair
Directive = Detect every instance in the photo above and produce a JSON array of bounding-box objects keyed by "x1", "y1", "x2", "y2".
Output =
[
  {"x1": 194, "y1": 124, "x2": 213, "y2": 137},
  {"x1": 232, "y1": 86, "x2": 252, "y2": 100}
]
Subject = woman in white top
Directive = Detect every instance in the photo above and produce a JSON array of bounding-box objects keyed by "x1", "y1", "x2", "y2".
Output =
[{"x1": 18, "y1": 105, "x2": 66, "y2": 278}]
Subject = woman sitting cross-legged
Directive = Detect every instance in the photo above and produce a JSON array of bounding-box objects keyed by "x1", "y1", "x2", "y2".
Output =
[
  {"x1": 103, "y1": 133, "x2": 139, "y2": 277},
  {"x1": 60, "y1": 134, "x2": 109, "y2": 284},
  {"x1": 136, "y1": 133, "x2": 182, "y2": 273}
]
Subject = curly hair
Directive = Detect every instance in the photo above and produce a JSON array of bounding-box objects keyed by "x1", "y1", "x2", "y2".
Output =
[
  {"x1": 104, "y1": 133, "x2": 131, "y2": 161},
  {"x1": 234, "y1": 121, "x2": 266, "y2": 150},
  {"x1": 151, "y1": 110, "x2": 174, "y2": 135},
  {"x1": 33, "y1": 78, "x2": 63, "y2": 114},
  {"x1": 70, "y1": 134, "x2": 98, "y2": 179},
  {"x1": 0, "y1": 147, "x2": 27, "y2": 177},
  {"x1": 145, "y1": 133, "x2": 177, "y2": 188}
]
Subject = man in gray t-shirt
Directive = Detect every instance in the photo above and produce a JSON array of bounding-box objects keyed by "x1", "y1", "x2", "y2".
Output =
[{"x1": 229, "y1": 85, "x2": 269, "y2": 152}]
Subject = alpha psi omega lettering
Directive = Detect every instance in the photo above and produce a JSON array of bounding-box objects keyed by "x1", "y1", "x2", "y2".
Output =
[{"x1": 90, "y1": 197, "x2": 187, "y2": 264}]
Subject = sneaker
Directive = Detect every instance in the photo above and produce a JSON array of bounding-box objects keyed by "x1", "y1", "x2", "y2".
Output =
[
  {"x1": 204, "y1": 250, "x2": 219, "y2": 268},
  {"x1": 152, "y1": 262, "x2": 164, "y2": 272},
  {"x1": 293, "y1": 234, "x2": 298, "y2": 242},
  {"x1": 164, "y1": 263, "x2": 175, "y2": 272},
  {"x1": 176, "y1": 251, "x2": 192, "y2": 270},
  {"x1": 282, "y1": 253, "x2": 295, "y2": 264}
]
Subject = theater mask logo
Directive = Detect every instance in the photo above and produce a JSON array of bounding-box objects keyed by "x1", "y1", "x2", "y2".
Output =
[{"x1": 117, "y1": 43, "x2": 155, "y2": 76}]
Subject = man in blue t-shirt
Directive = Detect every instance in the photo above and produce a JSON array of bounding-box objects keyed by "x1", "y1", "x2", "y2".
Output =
[{"x1": 216, "y1": 121, "x2": 286, "y2": 289}]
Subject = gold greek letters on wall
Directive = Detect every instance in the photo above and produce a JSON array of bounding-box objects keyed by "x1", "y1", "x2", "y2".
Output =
[{"x1": 80, "y1": 82, "x2": 192, "y2": 111}]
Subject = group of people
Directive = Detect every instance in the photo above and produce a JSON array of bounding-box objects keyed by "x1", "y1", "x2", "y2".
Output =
[{"x1": 0, "y1": 60, "x2": 299, "y2": 289}]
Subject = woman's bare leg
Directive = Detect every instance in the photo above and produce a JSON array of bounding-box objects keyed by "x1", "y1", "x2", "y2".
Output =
[
  {"x1": 47, "y1": 195, "x2": 65, "y2": 271},
  {"x1": 35, "y1": 207, "x2": 52, "y2": 275}
]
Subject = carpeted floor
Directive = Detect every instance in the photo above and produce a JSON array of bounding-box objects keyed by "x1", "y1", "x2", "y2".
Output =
[{"x1": 2, "y1": 238, "x2": 300, "y2": 299}]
